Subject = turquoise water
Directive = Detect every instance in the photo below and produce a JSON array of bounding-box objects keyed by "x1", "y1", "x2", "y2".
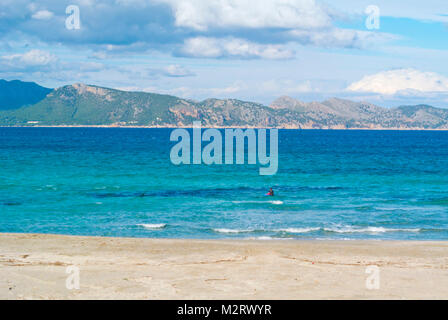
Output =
[{"x1": 1, "y1": 127, "x2": 447, "y2": 240}]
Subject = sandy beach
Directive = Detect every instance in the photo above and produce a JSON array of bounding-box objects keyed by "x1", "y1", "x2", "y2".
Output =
[{"x1": 0, "y1": 233, "x2": 447, "y2": 300}]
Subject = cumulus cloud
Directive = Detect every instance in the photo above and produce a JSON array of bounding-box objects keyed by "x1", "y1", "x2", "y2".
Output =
[
  {"x1": 180, "y1": 37, "x2": 294, "y2": 59},
  {"x1": 161, "y1": 64, "x2": 195, "y2": 77},
  {"x1": 0, "y1": 0, "x2": 398, "y2": 63},
  {"x1": 289, "y1": 28, "x2": 396, "y2": 49},
  {"x1": 328, "y1": 0, "x2": 448, "y2": 24},
  {"x1": 0, "y1": 49, "x2": 110, "y2": 81},
  {"x1": 159, "y1": 0, "x2": 332, "y2": 31},
  {"x1": 158, "y1": 0, "x2": 394, "y2": 50},
  {"x1": 1, "y1": 49, "x2": 58, "y2": 69},
  {"x1": 113, "y1": 64, "x2": 195, "y2": 81},
  {"x1": 31, "y1": 10, "x2": 54, "y2": 20},
  {"x1": 347, "y1": 69, "x2": 448, "y2": 95},
  {"x1": 145, "y1": 64, "x2": 195, "y2": 77}
]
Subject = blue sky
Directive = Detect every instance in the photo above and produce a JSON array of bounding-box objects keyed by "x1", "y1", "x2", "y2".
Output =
[{"x1": 0, "y1": 0, "x2": 447, "y2": 107}]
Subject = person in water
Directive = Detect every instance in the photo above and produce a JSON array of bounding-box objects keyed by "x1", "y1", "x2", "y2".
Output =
[{"x1": 267, "y1": 188, "x2": 274, "y2": 196}]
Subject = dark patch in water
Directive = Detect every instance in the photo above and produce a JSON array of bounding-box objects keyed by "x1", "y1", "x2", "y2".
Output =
[
  {"x1": 89, "y1": 185, "x2": 345, "y2": 199},
  {"x1": 423, "y1": 197, "x2": 448, "y2": 206},
  {"x1": 88, "y1": 192, "x2": 145, "y2": 198},
  {"x1": 89, "y1": 186, "x2": 265, "y2": 199},
  {"x1": 355, "y1": 205, "x2": 374, "y2": 211},
  {"x1": 3, "y1": 201, "x2": 21, "y2": 206}
]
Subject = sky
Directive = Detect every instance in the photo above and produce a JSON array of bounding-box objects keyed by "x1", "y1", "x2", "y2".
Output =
[{"x1": 0, "y1": 0, "x2": 447, "y2": 107}]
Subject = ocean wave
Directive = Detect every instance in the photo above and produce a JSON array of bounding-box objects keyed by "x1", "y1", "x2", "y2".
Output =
[
  {"x1": 137, "y1": 223, "x2": 167, "y2": 230},
  {"x1": 231, "y1": 200, "x2": 283, "y2": 205},
  {"x1": 274, "y1": 227, "x2": 320, "y2": 233},
  {"x1": 245, "y1": 236, "x2": 290, "y2": 240},
  {"x1": 213, "y1": 228, "x2": 255, "y2": 234},
  {"x1": 323, "y1": 226, "x2": 421, "y2": 233},
  {"x1": 213, "y1": 226, "x2": 422, "y2": 235}
]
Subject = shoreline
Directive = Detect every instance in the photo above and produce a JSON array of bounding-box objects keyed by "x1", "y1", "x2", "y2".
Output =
[
  {"x1": 3, "y1": 125, "x2": 448, "y2": 130},
  {"x1": 1, "y1": 233, "x2": 447, "y2": 299}
]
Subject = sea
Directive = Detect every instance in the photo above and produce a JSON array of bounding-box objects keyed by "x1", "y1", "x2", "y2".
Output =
[{"x1": 1, "y1": 127, "x2": 447, "y2": 240}]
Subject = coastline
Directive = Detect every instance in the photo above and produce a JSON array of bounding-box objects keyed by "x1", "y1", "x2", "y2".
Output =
[
  {"x1": 1, "y1": 233, "x2": 447, "y2": 299},
  {"x1": 3, "y1": 125, "x2": 448, "y2": 130},
  {"x1": 4, "y1": 126, "x2": 448, "y2": 131}
]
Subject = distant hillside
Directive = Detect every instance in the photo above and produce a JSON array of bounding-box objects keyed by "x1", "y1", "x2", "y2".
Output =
[
  {"x1": 1, "y1": 81, "x2": 448, "y2": 129},
  {"x1": 270, "y1": 96, "x2": 448, "y2": 129},
  {"x1": 0, "y1": 83, "x2": 289, "y2": 127},
  {"x1": 0, "y1": 80, "x2": 52, "y2": 110}
]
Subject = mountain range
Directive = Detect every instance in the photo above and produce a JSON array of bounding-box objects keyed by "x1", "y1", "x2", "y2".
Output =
[
  {"x1": 0, "y1": 79, "x2": 447, "y2": 129},
  {"x1": 0, "y1": 79, "x2": 52, "y2": 111}
]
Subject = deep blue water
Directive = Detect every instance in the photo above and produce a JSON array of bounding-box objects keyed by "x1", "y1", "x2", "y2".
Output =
[{"x1": 1, "y1": 127, "x2": 447, "y2": 240}]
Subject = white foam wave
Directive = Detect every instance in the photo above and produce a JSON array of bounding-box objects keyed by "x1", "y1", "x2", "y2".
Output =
[
  {"x1": 213, "y1": 225, "x2": 421, "y2": 236},
  {"x1": 275, "y1": 227, "x2": 320, "y2": 234},
  {"x1": 213, "y1": 228, "x2": 254, "y2": 234},
  {"x1": 231, "y1": 200, "x2": 283, "y2": 205},
  {"x1": 323, "y1": 226, "x2": 420, "y2": 233},
  {"x1": 137, "y1": 223, "x2": 167, "y2": 230},
  {"x1": 246, "y1": 236, "x2": 290, "y2": 240}
]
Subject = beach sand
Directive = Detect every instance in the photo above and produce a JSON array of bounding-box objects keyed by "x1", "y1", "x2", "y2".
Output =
[{"x1": 0, "y1": 233, "x2": 447, "y2": 299}]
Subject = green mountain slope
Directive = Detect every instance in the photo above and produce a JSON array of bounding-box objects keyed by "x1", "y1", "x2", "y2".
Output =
[
  {"x1": 0, "y1": 83, "x2": 306, "y2": 127},
  {"x1": 0, "y1": 84, "x2": 183, "y2": 126},
  {"x1": 1, "y1": 81, "x2": 448, "y2": 129}
]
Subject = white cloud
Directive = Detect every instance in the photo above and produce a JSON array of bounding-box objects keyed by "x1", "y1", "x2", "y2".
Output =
[
  {"x1": 31, "y1": 10, "x2": 54, "y2": 20},
  {"x1": 289, "y1": 28, "x2": 396, "y2": 49},
  {"x1": 161, "y1": 0, "x2": 395, "y2": 51},
  {"x1": 144, "y1": 64, "x2": 195, "y2": 77},
  {"x1": 159, "y1": 0, "x2": 332, "y2": 30},
  {"x1": 181, "y1": 37, "x2": 294, "y2": 59},
  {"x1": 1, "y1": 49, "x2": 58, "y2": 67},
  {"x1": 162, "y1": 64, "x2": 195, "y2": 77},
  {"x1": 347, "y1": 69, "x2": 448, "y2": 95},
  {"x1": 325, "y1": 0, "x2": 448, "y2": 23}
]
